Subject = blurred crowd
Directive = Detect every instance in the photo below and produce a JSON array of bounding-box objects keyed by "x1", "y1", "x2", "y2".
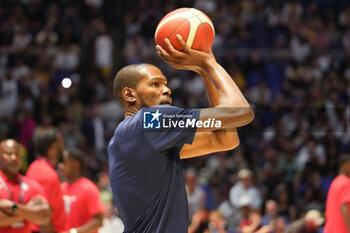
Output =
[{"x1": 0, "y1": 0, "x2": 350, "y2": 232}]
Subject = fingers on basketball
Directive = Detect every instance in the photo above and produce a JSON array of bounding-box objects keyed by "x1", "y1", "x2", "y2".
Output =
[{"x1": 176, "y1": 34, "x2": 189, "y2": 53}]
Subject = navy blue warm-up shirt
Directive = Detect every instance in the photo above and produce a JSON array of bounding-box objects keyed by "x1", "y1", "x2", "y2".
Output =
[{"x1": 108, "y1": 105, "x2": 200, "y2": 233}]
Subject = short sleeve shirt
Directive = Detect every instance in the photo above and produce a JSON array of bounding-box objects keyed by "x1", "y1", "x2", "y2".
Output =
[
  {"x1": 325, "y1": 174, "x2": 350, "y2": 233},
  {"x1": 108, "y1": 106, "x2": 200, "y2": 233},
  {"x1": 61, "y1": 177, "x2": 104, "y2": 233},
  {"x1": 0, "y1": 170, "x2": 46, "y2": 233},
  {"x1": 26, "y1": 157, "x2": 66, "y2": 232}
]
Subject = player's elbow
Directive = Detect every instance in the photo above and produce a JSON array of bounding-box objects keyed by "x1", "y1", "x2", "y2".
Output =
[
  {"x1": 245, "y1": 107, "x2": 255, "y2": 124},
  {"x1": 226, "y1": 136, "x2": 240, "y2": 150},
  {"x1": 232, "y1": 107, "x2": 255, "y2": 127},
  {"x1": 34, "y1": 209, "x2": 51, "y2": 225}
]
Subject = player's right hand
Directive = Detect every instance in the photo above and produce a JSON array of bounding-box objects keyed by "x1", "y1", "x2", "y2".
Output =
[{"x1": 156, "y1": 34, "x2": 215, "y2": 73}]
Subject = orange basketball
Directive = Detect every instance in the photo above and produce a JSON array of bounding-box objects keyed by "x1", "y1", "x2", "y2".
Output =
[{"x1": 155, "y1": 8, "x2": 215, "y2": 53}]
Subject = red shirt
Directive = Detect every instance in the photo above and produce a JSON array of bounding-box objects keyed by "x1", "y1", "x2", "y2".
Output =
[
  {"x1": 0, "y1": 170, "x2": 46, "y2": 233},
  {"x1": 61, "y1": 177, "x2": 104, "y2": 233},
  {"x1": 325, "y1": 174, "x2": 350, "y2": 233},
  {"x1": 26, "y1": 157, "x2": 66, "y2": 232}
]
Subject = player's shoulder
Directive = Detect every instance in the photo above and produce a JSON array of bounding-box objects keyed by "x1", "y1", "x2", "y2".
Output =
[
  {"x1": 27, "y1": 160, "x2": 60, "y2": 183},
  {"x1": 77, "y1": 177, "x2": 99, "y2": 192},
  {"x1": 331, "y1": 174, "x2": 350, "y2": 188},
  {"x1": 80, "y1": 177, "x2": 97, "y2": 187},
  {"x1": 28, "y1": 158, "x2": 53, "y2": 172},
  {"x1": 115, "y1": 110, "x2": 142, "y2": 133},
  {"x1": 144, "y1": 105, "x2": 183, "y2": 112},
  {"x1": 336, "y1": 174, "x2": 350, "y2": 182}
]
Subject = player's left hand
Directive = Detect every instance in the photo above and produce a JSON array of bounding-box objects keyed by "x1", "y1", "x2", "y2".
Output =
[
  {"x1": 156, "y1": 34, "x2": 215, "y2": 73},
  {"x1": 27, "y1": 196, "x2": 46, "y2": 206},
  {"x1": 0, "y1": 198, "x2": 14, "y2": 213}
]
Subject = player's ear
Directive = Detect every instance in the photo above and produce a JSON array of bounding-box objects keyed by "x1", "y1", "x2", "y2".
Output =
[{"x1": 122, "y1": 87, "x2": 137, "y2": 103}]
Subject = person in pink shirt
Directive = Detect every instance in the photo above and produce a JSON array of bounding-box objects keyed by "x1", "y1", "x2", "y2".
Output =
[
  {"x1": 26, "y1": 127, "x2": 66, "y2": 233},
  {"x1": 60, "y1": 148, "x2": 103, "y2": 233},
  {"x1": 0, "y1": 139, "x2": 51, "y2": 233},
  {"x1": 325, "y1": 155, "x2": 350, "y2": 233}
]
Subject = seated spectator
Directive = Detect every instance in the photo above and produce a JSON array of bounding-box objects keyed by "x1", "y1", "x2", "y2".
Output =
[
  {"x1": 249, "y1": 81, "x2": 272, "y2": 106},
  {"x1": 0, "y1": 1, "x2": 350, "y2": 232},
  {"x1": 274, "y1": 184, "x2": 297, "y2": 222},
  {"x1": 229, "y1": 169, "x2": 262, "y2": 210},
  {"x1": 261, "y1": 200, "x2": 288, "y2": 227},
  {"x1": 204, "y1": 210, "x2": 234, "y2": 233},
  {"x1": 238, "y1": 196, "x2": 261, "y2": 233},
  {"x1": 256, "y1": 217, "x2": 286, "y2": 233},
  {"x1": 284, "y1": 210, "x2": 324, "y2": 233},
  {"x1": 188, "y1": 209, "x2": 209, "y2": 233},
  {"x1": 296, "y1": 137, "x2": 326, "y2": 170},
  {"x1": 0, "y1": 139, "x2": 51, "y2": 233}
]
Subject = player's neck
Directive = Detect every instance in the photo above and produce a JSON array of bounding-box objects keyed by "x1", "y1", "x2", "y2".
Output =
[
  {"x1": 125, "y1": 112, "x2": 135, "y2": 118},
  {"x1": 124, "y1": 105, "x2": 142, "y2": 118},
  {"x1": 1, "y1": 169, "x2": 17, "y2": 179},
  {"x1": 125, "y1": 110, "x2": 138, "y2": 118},
  {"x1": 67, "y1": 173, "x2": 82, "y2": 184}
]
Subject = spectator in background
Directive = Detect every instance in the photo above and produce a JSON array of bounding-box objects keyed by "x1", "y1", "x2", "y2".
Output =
[
  {"x1": 258, "y1": 200, "x2": 287, "y2": 233},
  {"x1": 0, "y1": 139, "x2": 51, "y2": 233},
  {"x1": 261, "y1": 200, "x2": 288, "y2": 227},
  {"x1": 188, "y1": 209, "x2": 209, "y2": 233},
  {"x1": 10, "y1": 26, "x2": 32, "y2": 52},
  {"x1": 274, "y1": 184, "x2": 297, "y2": 222},
  {"x1": 60, "y1": 148, "x2": 104, "y2": 233},
  {"x1": 249, "y1": 81, "x2": 272, "y2": 106},
  {"x1": 81, "y1": 104, "x2": 106, "y2": 162},
  {"x1": 205, "y1": 210, "x2": 233, "y2": 233},
  {"x1": 26, "y1": 127, "x2": 66, "y2": 233},
  {"x1": 229, "y1": 169, "x2": 262, "y2": 210},
  {"x1": 237, "y1": 196, "x2": 261, "y2": 233},
  {"x1": 324, "y1": 155, "x2": 350, "y2": 233},
  {"x1": 186, "y1": 168, "x2": 206, "y2": 220},
  {"x1": 285, "y1": 210, "x2": 324, "y2": 233},
  {"x1": 0, "y1": 1, "x2": 350, "y2": 232},
  {"x1": 98, "y1": 191, "x2": 124, "y2": 233},
  {"x1": 94, "y1": 21, "x2": 113, "y2": 78},
  {"x1": 256, "y1": 217, "x2": 286, "y2": 233},
  {"x1": 53, "y1": 42, "x2": 80, "y2": 73},
  {"x1": 13, "y1": 107, "x2": 35, "y2": 150},
  {"x1": 296, "y1": 137, "x2": 325, "y2": 174},
  {"x1": 0, "y1": 71, "x2": 18, "y2": 118}
]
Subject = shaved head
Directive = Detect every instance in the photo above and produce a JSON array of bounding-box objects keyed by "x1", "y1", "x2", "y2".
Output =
[
  {"x1": 113, "y1": 63, "x2": 153, "y2": 105},
  {"x1": 0, "y1": 139, "x2": 21, "y2": 177},
  {"x1": 0, "y1": 139, "x2": 19, "y2": 149}
]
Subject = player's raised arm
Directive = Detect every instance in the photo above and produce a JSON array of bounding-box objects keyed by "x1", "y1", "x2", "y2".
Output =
[
  {"x1": 157, "y1": 35, "x2": 254, "y2": 158},
  {"x1": 157, "y1": 35, "x2": 254, "y2": 130}
]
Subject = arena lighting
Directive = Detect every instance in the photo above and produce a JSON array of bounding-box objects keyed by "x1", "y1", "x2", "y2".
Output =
[{"x1": 61, "y1": 77, "x2": 72, "y2": 89}]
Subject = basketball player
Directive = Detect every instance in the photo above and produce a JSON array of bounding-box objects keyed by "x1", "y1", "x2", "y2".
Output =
[{"x1": 108, "y1": 35, "x2": 254, "y2": 232}]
